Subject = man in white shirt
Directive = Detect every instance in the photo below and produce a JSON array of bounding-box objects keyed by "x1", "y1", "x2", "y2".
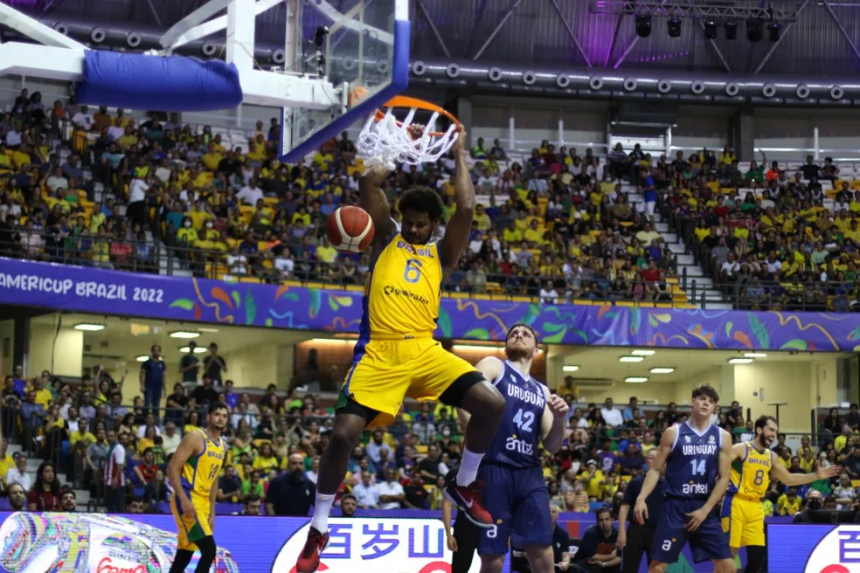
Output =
[
  {"x1": 46, "y1": 167, "x2": 69, "y2": 193},
  {"x1": 161, "y1": 422, "x2": 182, "y2": 457},
  {"x1": 71, "y1": 105, "x2": 94, "y2": 131},
  {"x1": 352, "y1": 471, "x2": 380, "y2": 508},
  {"x1": 721, "y1": 253, "x2": 741, "y2": 281},
  {"x1": 600, "y1": 398, "x2": 624, "y2": 428},
  {"x1": 104, "y1": 430, "x2": 127, "y2": 512},
  {"x1": 4, "y1": 454, "x2": 31, "y2": 491},
  {"x1": 237, "y1": 177, "x2": 264, "y2": 205},
  {"x1": 135, "y1": 412, "x2": 162, "y2": 438},
  {"x1": 376, "y1": 467, "x2": 406, "y2": 510},
  {"x1": 274, "y1": 252, "x2": 295, "y2": 277}
]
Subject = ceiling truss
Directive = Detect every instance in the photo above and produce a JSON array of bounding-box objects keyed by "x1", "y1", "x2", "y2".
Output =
[{"x1": 588, "y1": 0, "x2": 803, "y2": 21}]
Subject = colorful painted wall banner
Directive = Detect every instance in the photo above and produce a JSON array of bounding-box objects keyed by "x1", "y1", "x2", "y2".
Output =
[{"x1": 1, "y1": 258, "x2": 859, "y2": 351}]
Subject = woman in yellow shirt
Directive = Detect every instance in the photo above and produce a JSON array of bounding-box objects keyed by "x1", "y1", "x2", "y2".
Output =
[
  {"x1": 184, "y1": 411, "x2": 202, "y2": 435},
  {"x1": 719, "y1": 146, "x2": 736, "y2": 165},
  {"x1": 253, "y1": 443, "x2": 280, "y2": 471},
  {"x1": 138, "y1": 425, "x2": 157, "y2": 455}
]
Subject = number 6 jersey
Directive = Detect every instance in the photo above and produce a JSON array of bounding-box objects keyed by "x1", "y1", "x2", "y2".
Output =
[{"x1": 485, "y1": 360, "x2": 549, "y2": 469}]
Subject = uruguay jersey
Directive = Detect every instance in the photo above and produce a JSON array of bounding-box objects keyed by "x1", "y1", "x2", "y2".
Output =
[
  {"x1": 362, "y1": 232, "x2": 443, "y2": 339},
  {"x1": 179, "y1": 429, "x2": 225, "y2": 498},
  {"x1": 485, "y1": 361, "x2": 548, "y2": 469},
  {"x1": 665, "y1": 421, "x2": 722, "y2": 499}
]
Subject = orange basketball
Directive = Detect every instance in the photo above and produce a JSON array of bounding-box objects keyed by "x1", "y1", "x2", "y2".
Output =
[{"x1": 326, "y1": 206, "x2": 375, "y2": 253}]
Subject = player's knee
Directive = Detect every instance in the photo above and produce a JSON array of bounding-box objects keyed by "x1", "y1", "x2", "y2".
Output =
[
  {"x1": 470, "y1": 382, "x2": 505, "y2": 421},
  {"x1": 714, "y1": 558, "x2": 737, "y2": 573},
  {"x1": 647, "y1": 561, "x2": 668, "y2": 573},
  {"x1": 479, "y1": 554, "x2": 505, "y2": 573},
  {"x1": 329, "y1": 421, "x2": 362, "y2": 452},
  {"x1": 196, "y1": 536, "x2": 217, "y2": 562}
]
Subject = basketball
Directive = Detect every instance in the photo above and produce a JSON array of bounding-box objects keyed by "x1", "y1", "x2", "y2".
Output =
[{"x1": 326, "y1": 206, "x2": 375, "y2": 253}]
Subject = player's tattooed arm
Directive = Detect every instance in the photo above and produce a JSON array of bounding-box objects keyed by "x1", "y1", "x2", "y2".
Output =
[
  {"x1": 438, "y1": 128, "x2": 475, "y2": 274},
  {"x1": 359, "y1": 164, "x2": 394, "y2": 245}
]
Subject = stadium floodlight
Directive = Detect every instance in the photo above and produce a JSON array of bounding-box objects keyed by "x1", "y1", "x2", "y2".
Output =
[
  {"x1": 725, "y1": 21, "x2": 737, "y2": 40},
  {"x1": 631, "y1": 349, "x2": 656, "y2": 356},
  {"x1": 667, "y1": 17, "x2": 682, "y2": 37},
  {"x1": 620, "y1": 356, "x2": 645, "y2": 363},
  {"x1": 650, "y1": 367, "x2": 676, "y2": 374},
  {"x1": 169, "y1": 331, "x2": 201, "y2": 339},
  {"x1": 180, "y1": 346, "x2": 208, "y2": 354},
  {"x1": 625, "y1": 377, "x2": 648, "y2": 383},
  {"x1": 745, "y1": 352, "x2": 767, "y2": 358},
  {"x1": 728, "y1": 358, "x2": 754, "y2": 364},
  {"x1": 74, "y1": 323, "x2": 105, "y2": 331},
  {"x1": 636, "y1": 15, "x2": 652, "y2": 38},
  {"x1": 563, "y1": 365, "x2": 580, "y2": 372},
  {"x1": 747, "y1": 19, "x2": 763, "y2": 42},
  {"x1": 136, "y1": 355, "x2": 149, "y2": 362},
  {"x1": 704, "y1": 20, "x2": 717, "y2": 39},
  {"x1": 767, "y1": 21, "x2": 780, "y2": 42}
]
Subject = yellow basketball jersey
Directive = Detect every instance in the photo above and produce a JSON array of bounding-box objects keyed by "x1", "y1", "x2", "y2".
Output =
[
  {"x1": 728, "y1": 441, "x2": 773, "y2": 499},
  {"x1": 180, "y1": 429, "x2": 225, "y2": 497},
  {"x1": 364, "y1": 234, "x2": 442, "y2": 338}
]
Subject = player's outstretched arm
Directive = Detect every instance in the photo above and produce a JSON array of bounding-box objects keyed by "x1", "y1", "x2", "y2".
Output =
[
  {"x1": 438, "y1": 129, "x2": 474, "y2": 273},
  {"x1": 359, "y1": 165, "x2": 394, "y2": 246},
  {"x1": 634, "y1": 425, "x2": 675, "y2": 525},
  {"x1": 771, "y1": 455, "x2": 841, "y2": 486},
  {"x1": 167, "y1": 431, "x2": 204, "y2": 517}
]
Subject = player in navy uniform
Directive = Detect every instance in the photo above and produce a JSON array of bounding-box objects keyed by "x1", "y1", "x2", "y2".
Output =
[
  {"x1": 633, "y1": 384, "x2": 734, "y2": 573},
  {"x1": 449, "y1": 324, "x2": 569, "y2": 573}
]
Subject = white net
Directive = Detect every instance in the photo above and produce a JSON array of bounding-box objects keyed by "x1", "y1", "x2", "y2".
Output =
[{"x1": 357, "y1": 106, "x2": 459, "y2": 169}]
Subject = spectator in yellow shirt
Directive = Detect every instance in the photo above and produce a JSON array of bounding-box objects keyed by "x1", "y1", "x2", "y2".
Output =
[
  {"x1": 777, "y1": 487, "x2": 803, "y2": 516},
  {"x1": 316, "y1": 237, "x2": 338, "y2": 265},
  {"x1": 473, "y1": 204, "x2": 491, "y2": 232},
  {"x1": 32, "y1": 377, "x2": 52, "y2": 409}
]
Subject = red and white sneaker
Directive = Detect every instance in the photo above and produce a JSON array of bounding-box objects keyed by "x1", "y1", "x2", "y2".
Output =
[
  {"x1": 295, "y1": 527, "x2": 329, "y2": 573},
  {"x1": 444, "y1": 470, "x2": 493, "y2": 527}
]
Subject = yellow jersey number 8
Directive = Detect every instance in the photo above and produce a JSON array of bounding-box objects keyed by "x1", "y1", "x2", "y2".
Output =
[{"x1": 404, "y1": 259, "x2": 423, "y2": 283}]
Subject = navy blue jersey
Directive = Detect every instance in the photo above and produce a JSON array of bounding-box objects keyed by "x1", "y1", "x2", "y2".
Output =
[
  {"x1": 665, "y1": 421, "x2": 722, "y2": 499},
  {"x1": 484, "y1": 360, "x2": 548, "y2": 469}
]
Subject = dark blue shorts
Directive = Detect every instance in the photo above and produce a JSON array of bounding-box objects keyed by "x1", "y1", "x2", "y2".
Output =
[
  {"x1": 477, "y1": 464, "x2": 552, "y2": 555},
  {"x1": 651, "y1": 498, "x2": 732, "y2": 564}
]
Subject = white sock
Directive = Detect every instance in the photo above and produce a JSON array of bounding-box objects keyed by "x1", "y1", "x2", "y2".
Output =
[
  {"x1": 309, "y1": 493, "x2": 335, "y2": 533},
  {"x1": 456, "y1": 447, "x2": 484, "y2": 486}
]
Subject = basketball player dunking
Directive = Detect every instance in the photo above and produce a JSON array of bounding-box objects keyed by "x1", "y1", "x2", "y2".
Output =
[
  {"x1": 295, "y1": 131, "x2": 508, "y2": 573},
  {"x1": 633, "y1": 385, "x2": 735, "y2": 573},
  {"x1": 458, "y1": 324, "x2": 569, "y2": 573}
]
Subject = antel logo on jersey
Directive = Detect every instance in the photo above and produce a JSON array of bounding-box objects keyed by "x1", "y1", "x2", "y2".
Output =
[
  {"x1": 682, "y1": 483, "x2": 709, "y2": 495},
  {"x1": 382, "y1": 285, "x2": 429, "y2": 304},
  {"x1": 505, "y1": 436, "x2": 534, "y2": 455},
  {"x1": 804, "y1": 525, "x2": 860, "y2": 573},
  {"x1": 96, "y1": 557, "x2": 147, "y2": 573}
]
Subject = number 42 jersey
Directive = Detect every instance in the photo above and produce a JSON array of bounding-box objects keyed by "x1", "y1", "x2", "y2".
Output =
[{"x1": 485, "y1": 360, "x2": 550, "y2": 469}]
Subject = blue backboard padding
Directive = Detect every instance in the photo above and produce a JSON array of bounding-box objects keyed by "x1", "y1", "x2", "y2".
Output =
[
  {"x1": 279, "y1": 18, "x2": 412, "y2": 162},
  {"x1": 76, "y1": 51, "x2": 243, "y2": 112}
]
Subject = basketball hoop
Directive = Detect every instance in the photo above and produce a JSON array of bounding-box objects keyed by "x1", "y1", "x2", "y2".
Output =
[{"x1": 355, "y1": 93, "x2": 461, "y2": 169}]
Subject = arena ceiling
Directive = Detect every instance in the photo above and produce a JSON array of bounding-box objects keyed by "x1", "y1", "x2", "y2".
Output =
[{"x1": 5, "y1": 0, "x2": 860, "y2": 76}]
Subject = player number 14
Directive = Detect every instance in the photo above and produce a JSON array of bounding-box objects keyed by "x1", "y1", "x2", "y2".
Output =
[{"x1": 690, "y1": 459, "x2": 706, "y2": 476}]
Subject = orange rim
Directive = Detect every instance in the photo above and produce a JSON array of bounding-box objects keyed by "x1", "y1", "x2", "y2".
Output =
[{"x1": 350, "y1": 87, "x2": 461, "y2": 138}]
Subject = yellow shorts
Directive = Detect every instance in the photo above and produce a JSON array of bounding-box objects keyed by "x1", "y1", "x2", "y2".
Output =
[
  {"x1": 721, "y1": 495, "x2": 765, "y2": 548},
  {"x1": 170, "y1": 492, "x2": 213, "y2": 551},
  {"x1": 340, "y1": 337, "x2": 477, "y2": 427}
]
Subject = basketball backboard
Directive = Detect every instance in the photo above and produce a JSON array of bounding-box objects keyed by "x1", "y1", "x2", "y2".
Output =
[{"x1": 279, "y1": 0, "x2": 410, "y2": 163}]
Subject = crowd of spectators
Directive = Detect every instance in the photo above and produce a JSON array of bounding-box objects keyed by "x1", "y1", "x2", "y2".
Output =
[
  {"x1": 4, "y1": 355, "x2": 860, "y2": 528},
  {"x1": 645, "y1": 144, "x2": 860, "y2": 310},
  {"x1": 0, "y1": 90, "x2": 686, "y2": 303}
]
